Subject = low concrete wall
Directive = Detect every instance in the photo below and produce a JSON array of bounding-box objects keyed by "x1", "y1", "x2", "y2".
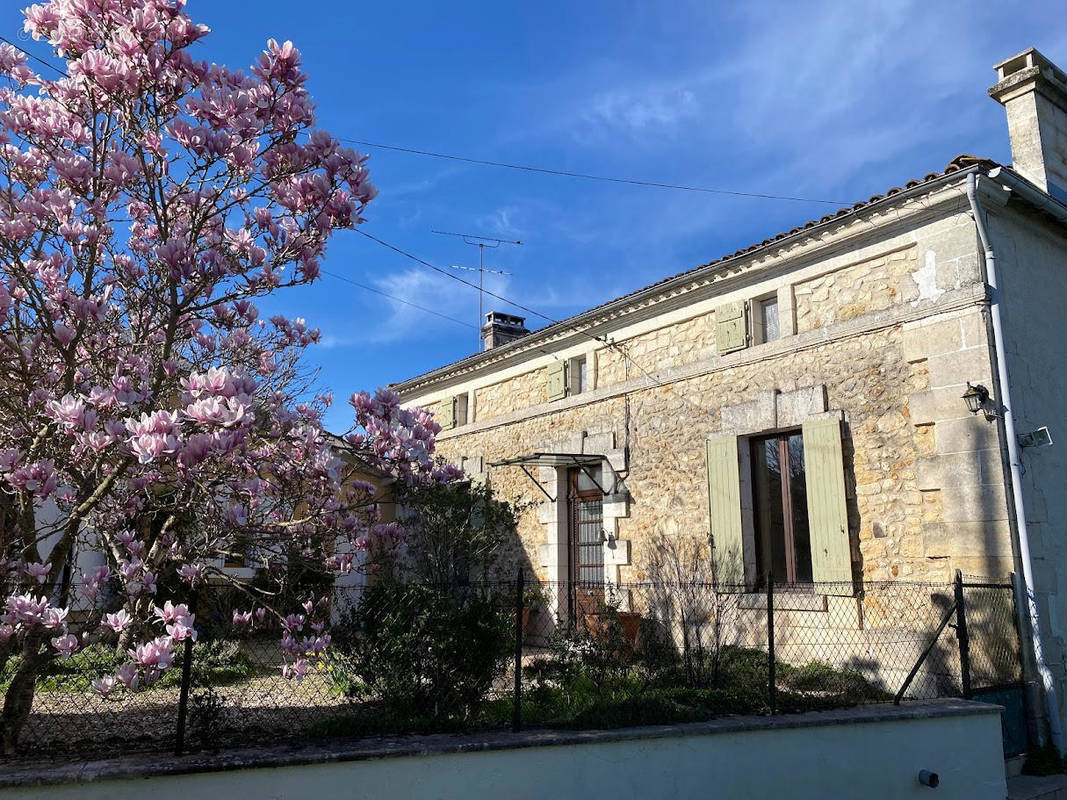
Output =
[{"x1": 3, "y1": 701, "x2": 1006, "y2": 800}]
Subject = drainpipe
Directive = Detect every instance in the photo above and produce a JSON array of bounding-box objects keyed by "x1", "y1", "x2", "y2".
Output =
[{"x1": 967, "y1": 171, "x2": 1065, "y2": 755}]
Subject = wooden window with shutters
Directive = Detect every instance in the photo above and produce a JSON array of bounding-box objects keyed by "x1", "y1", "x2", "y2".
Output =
[
  {"x1": 750, "y1": 431, "x2": 811, "y2": 587},
  {"x1": 706, "y1": 418, "x2": 852, "y2": 594},
  {"x1": 546, "y1": 360, "x2": 567, "y2": 402},
  {"x1": 751, "y1": 295, "x2": 781, "y2": 344},
  {"x1": 567, "y1": 355, "x2": 587, "y2": 396}
]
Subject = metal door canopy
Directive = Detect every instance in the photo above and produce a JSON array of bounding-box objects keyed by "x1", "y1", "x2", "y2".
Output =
[{"x1": 488, "y1": 452, "x2": 613, "y2": 502}]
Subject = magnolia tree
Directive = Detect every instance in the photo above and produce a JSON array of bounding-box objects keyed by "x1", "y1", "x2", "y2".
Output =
[{"x1": 0, "y1": 0, "x2": 457, "y2": 751}]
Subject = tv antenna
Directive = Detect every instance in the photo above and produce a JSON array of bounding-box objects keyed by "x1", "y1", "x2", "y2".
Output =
[{"x1": 432, "y1": 230, "x2": 522, "y2": 348}]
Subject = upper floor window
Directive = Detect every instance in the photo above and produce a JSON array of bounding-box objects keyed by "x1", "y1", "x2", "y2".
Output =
[
  {"x1": 454, "y1": 393, "x2": 469, "y2": 426},
  {"x1": 567, "y1": 355, "x2": 588, "y2": 396},
  {"x1": 437, "y1": 393, "x2": 469, "y2": 429},
  {"x1": 753, "y1": 295, "x2": 780, "y2": 344}
]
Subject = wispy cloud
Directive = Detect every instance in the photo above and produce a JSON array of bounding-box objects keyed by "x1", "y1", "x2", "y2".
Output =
[
  {"x1": 318, "y1": 333, "x2": 359, "y2": 350},
  {"x1": 584, "y1": 85, "x2": 701, "y2": 135},
  {"x1": 523, "y1": 0, "x2": 1020, "y2": 187}
]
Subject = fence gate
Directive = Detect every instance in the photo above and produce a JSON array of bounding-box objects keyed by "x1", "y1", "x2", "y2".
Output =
[{"x1": 960, "y1": 577, "x2": 1029, "y2": 757}]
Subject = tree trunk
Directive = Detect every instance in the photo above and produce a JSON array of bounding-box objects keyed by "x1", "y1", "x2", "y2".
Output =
[{"x1": 1, "y1": 639, "x2": 50, "y2": 755}]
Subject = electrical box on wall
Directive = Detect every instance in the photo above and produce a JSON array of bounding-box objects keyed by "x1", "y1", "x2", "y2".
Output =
[{"x1": 1018, "y1": 426, "x2": 1053, "y2": 449}]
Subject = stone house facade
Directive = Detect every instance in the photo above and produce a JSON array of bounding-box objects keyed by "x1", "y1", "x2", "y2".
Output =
[{"x1": 392, "y1": 50, "x2": 1067, "y2": 734}]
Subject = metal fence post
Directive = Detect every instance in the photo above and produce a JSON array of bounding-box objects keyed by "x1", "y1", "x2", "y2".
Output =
[
  {"x1": 766, "y1": 576, "x2": 776, "y2": 714},
  {"x1": 174, "y1": 590, "x2": 197, "y2": 755},
  {"x1": 512, "y1": 568, "x2": 524, "y2": 733},
  {"x1": 954, "y1": 570, "x2": 971, "y2": 698},
  {"x1": 174, "y1": 635, "x2": 194, "y2": 755}
]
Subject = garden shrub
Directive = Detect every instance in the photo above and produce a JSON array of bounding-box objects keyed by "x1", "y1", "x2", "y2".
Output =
[{"x1": 333, "y1": 582, "x2": 511, "y2": 722}]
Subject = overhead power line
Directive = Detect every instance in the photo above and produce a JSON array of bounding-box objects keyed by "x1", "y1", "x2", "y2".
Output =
[
  {"x1": 342, "y1": 138, "x2": 850, "y2": 205},
  {"x1": 0, "y1": 34, "x2": 66, "y2": 76},
  {"x1": 354, "y1": 227, "x2": 715, "y2": 413},
  {"x1": 1, "y1": 34, "x2": 851, "y2": 207},
  {"x1": 319, "y1": 269, "x2": 476, "y2": 330},
  {"x1": 355, "y1": 229, "x2": 563, "y2": 327}
]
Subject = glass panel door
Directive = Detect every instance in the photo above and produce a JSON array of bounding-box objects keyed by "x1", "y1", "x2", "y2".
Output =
[{"x1": 751, "y1": 432, "x2": 811, "y2": 586}]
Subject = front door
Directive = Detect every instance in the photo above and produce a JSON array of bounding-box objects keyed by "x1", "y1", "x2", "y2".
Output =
[{"x1": 567, "y1": 468, "x2": 604, "y2": 622}]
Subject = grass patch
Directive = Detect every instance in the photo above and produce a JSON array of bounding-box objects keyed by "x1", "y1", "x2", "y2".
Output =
[{"x1": 1, "y1": 639, "x2": 268, "y2": 693}]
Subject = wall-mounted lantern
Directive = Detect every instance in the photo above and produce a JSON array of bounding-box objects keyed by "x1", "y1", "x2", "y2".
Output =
[{"x1": 962, "y1": 382, "x2": 998, "y2": 422}]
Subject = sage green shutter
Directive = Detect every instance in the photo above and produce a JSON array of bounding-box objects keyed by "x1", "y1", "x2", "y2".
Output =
[
  {"x1": 801, "y1": 417, "x2": 852, "y2": 592},
  {"x1": 706, "y1": 435, "x2": 744, "y2": 585},
  {"x1": 437, "y1": 398, "x2": 454, "y2": 429},
  {"x1": 546, "y1": 361, "x2": 566, "y2": 401},
  {"x1": 716, "y1": 301, "x2": 747, "y2": 354}
]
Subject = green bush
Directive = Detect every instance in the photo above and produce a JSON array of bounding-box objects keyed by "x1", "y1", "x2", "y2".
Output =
[
  {"x1": 163, "y1": 639, "x2": 261, "y2": 689},
  {"x1": 332, "y1": 582, "x2": 512, "y2": 722},
  {"x1": 778, "y1": 659, "x2": 889, "y2": 706}
]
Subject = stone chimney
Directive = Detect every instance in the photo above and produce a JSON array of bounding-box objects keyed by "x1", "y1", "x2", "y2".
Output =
[
  {"x1": 481, "y1": 311, "x2": 528, "y2": 350},
  {"x1": 990, "y1": 48, "x2": 1067, "y2": 202}
]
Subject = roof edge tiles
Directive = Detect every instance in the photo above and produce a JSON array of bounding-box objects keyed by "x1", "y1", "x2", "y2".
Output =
[{"x1": 390, "y1": 155, "x2": 999, "y2": 395}]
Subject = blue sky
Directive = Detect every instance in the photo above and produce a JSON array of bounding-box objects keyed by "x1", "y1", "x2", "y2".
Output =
[{"x1": 8, "y1": 1, "x2": 1067, "y2": 431}]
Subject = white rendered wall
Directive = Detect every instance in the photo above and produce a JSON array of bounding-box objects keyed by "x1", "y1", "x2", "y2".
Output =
[{"x1": 6, "y1": 707, "x2": 1006, "y2": 800}]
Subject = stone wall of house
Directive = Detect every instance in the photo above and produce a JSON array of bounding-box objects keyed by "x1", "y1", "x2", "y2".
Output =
[
  {"x1": 405, "y1": 201, "x2": 1020, "y2": 609},
  {"x1": 794, "y1": 246, "x2": 920, "y2": 332},
  {"x1": 434, "y1": 314, "x2": 1006, "y2": 589},
  {"x1": 596, "y1": 311, "x2": 717, "y2": 386},
  {"x1": 474, "y1": 365, "x2": 548, "y2": 422}
]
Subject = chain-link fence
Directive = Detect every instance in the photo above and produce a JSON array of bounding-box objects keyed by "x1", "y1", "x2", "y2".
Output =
[{"x1": 8, "y1": 572, "x2": 1022, "y2": 759}]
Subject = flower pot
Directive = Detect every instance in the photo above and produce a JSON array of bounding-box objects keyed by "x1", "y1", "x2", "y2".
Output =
[{"x1": 582, "y1": 611, "x2": 641, "y2": 648}]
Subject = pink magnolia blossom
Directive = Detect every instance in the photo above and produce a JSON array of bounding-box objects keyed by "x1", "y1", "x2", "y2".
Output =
[
  {"x1": 153, "y1": 601, "x2": 192, "y2": 627},
  {"x1": 281, "y1": 659, "x2": 310, "y2": 681},
  {"x1": 91, "y1": 676, "x2": 116, "y2": 698},
  {"x1": 103, "y1": 610, "x2": 132, "y2": 634},
  {"x1": 281, "y1": 614, "x2": 304, "y2": 633},
  {"x1": 23, "y1": 562, "x2": 50, "y2": 583},
  {"x1": 115, "y1": 664, "x2": 140, "y2": 690},
  {"x1": 7, "y1": 594, "x2": 48, "y2": 625},
  {"x1": 129, "y1": 637, "x2": 174, "y2": 671},
  {"x1": 166, "y1": 622, "x2": 197, "y2": 642},
  {"x1": 178, "y1": 563, "x2": 205, "y2": 586},
  {"x1": 50, "y1": 633, "x2": 77, "y2": 659},
  {"x1": 43, "y1": 606, "x2": 68, "y2": 629}
]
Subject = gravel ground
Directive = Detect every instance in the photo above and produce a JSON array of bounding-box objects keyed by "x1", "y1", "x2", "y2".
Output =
[{"x1": 19, "y1": 672, "x2": 354, "y2": 756}]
